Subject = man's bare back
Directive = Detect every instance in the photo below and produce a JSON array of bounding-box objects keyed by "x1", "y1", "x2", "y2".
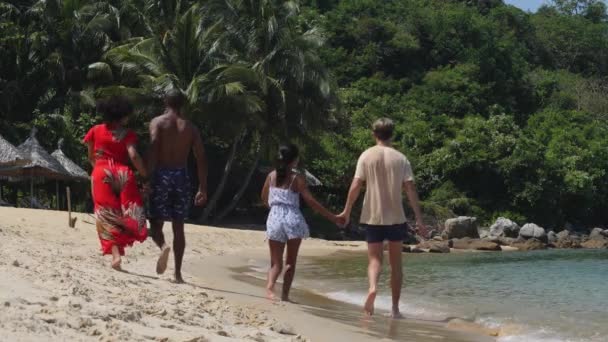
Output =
[
  {"x1": 150, "y1": 111, "x2": 195, "y2": 168},
  {"x1": 148, "y1": 91, "x2": 208, "y2": 284}
]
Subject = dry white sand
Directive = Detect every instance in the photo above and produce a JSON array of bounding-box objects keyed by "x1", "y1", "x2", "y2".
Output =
[{"x1": 0, "y1": 207, "x2": 494, "y2": 341}]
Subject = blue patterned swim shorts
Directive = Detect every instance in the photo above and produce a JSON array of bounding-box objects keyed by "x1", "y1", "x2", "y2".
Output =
[{"x1": 149, "y1": 167, "x2": 191, "y2": 220}]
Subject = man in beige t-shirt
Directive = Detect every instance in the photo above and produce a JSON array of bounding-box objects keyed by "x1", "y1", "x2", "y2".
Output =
[{"x1": 339, "y1": 118, "x2": 427, "y2": 318}]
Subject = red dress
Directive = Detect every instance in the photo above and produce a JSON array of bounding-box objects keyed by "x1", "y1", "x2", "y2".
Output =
[{"x1": 83, "y1": 124, "x2": 147, "y2": 255}]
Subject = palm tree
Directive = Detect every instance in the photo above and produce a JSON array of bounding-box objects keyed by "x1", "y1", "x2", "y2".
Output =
[
  {"x1": 90, "y1": 0, "x2": 336, "y2": 223},
  {"x1": 203, "y1": 0, "x2": 336, "y2": 222},
  {"x1": 91, "y1": 3, "x2": 266, "y2": 221}
]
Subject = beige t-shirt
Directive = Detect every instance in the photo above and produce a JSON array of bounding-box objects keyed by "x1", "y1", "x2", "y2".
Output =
[{"x1": 354, "y1": 145, "x2": 414, "y2": 225}]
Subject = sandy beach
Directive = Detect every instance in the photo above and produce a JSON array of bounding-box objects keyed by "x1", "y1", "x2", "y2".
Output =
[{"x1": 0, "y1": 207, "x2": 493, "y2": 341}]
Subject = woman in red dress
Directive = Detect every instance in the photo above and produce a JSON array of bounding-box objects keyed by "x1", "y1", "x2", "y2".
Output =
[{"x1": 83, "y1": 96, "x2": 148, "y2": 270}]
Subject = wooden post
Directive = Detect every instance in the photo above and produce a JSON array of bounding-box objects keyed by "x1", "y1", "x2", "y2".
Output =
[
  {"x1": 67, "y1": 186, "x2": 76, "y2": 228},
  {"x1": 56, "y1": 181, "x2": 60, "y2": 210},
  {"x1": 30, "y1": 173, "x2": 34, "y2": 208}
]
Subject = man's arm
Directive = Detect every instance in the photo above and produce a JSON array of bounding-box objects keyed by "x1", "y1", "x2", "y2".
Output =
[
  {"x1": 192, "y1": 125, "x2": 208, "y2": 206},
  {"x1": 403, "y1": 181, "x2": 428, "y2": 238},
  {"x1": 338, "y1": 178, "x2": 364, "y2": 226}
]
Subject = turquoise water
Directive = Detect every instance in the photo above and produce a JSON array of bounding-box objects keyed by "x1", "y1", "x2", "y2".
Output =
[{"x1": 299, "y1": 249, "x2": 608, "y2": 342}]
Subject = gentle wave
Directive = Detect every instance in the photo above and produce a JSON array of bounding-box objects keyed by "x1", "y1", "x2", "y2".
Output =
[
  {"x1": 325, "y1": 289, "x2": 590, "y2": 342},
  {"x1": 246, "y1": 253, "x2": 606, "y2": 342}
]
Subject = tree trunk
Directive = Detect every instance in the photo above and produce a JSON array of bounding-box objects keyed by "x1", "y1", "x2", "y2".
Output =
[
  {"x1": 199, "y1": 131, "x2": 244, "y2": 223},
  {"x1": 213, "y1": 140, "x2": 262, "y2": 224}
]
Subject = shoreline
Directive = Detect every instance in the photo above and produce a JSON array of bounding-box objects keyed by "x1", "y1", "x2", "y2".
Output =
[{"x1": 0, "y1": 207, "x2": 493, "y2": 341}]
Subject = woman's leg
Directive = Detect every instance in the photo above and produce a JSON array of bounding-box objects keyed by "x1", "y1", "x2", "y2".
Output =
[
  {"x1": 282, "y1": 238, "x2": 302, "y2": 302},
  {"x1": 111, "y1": 245, "x2": 121, "y2": 270},
  {"x1": 266, "y1": 240, "x2": 286, "y2": 300}
]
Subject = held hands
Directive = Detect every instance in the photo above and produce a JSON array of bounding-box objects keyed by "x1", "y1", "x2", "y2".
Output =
[
  {"x1": 194, "y1": 189, "x2": 208, "y2": 207},
  {"x1": 331, "y1": 214, "x2": 347, "y2": 228},
  {"x1": 334, "y1": 211, "x2": 350, "y2": 229}
]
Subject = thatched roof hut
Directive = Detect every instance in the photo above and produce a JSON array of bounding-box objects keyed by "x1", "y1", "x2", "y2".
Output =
[
  {"x1": 16, "y1": 128, "x2": 70, "y2": 179},
  {"x1": 51, "y1": 139, "x2": 89, "y2": 180},
  {"x1": 0, "y1": 134, "x2": 27, "y2": 168}
]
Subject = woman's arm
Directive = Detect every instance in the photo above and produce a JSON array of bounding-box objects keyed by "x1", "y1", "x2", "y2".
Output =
[
  {"x1": 127, "y1": 144, "x2": 148, "y2": 179},
  {"x1": 86, "y1": 142, "x2": 95, "y2": 167},
  {"x1": 261, "y1": 173, "x2": 272, "y2": 208},
  {"x1": 296, "y1": 175, "x2": 338, "y2": 224}
]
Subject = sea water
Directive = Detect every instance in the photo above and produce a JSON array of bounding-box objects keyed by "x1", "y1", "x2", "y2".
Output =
[{"x1": 294, "y1": 249, "x2": 608, "y2": 342}]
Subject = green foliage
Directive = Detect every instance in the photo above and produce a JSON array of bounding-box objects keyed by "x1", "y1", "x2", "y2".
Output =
[{"x1": 2, "y1": 0, "x2": 608, "y2": 230}]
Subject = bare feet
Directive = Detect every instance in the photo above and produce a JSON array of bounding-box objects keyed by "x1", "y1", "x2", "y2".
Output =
[
  {"x1": 266, "y1": 287, "x2": 277, "y2": 301},
  {"x1": 364, "y1": 289, "x2": 377, "y2": 316},
  {"x1": 174, "y1": 273, "x2": 185, "y2": 284},
  {"x1": 111, "y1": 256, "x2": 122, "y2": 271},
  {"x1": 390, "y1": 309, "x2": 404, "y2": 319},
  {"x1": 280, "y1": 297, "x2": 299, "y2": 304},
  {"x1": 110, "y1": 245, "x2": 122, "y2": 271},
  {"x1": 156, "y1": 245, "x2": 171, "y2": 275}
]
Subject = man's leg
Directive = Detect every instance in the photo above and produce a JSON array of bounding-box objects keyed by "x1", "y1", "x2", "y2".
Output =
[
  {"x1": 387, "y1": 240, "x2": 404, "y2": 318},
  {"x1": 172, "y1": 219, "x2": 186, "y2": 283},
  {"x1": 266, "y1": 240, "x2": 286, "y2": 300},
  {"x1": 282, "y1": 238, "x2": 302, "y2": 302},
  {"x1": 151, "y1": 219, "x2": 171, "y2": 275},
  {"x1": 365, "y1": 241, "x2": 384, "y2": 316}
]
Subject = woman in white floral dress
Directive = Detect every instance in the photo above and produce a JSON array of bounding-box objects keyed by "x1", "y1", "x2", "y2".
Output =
[{"x1": 261, "y1": 144, "x2": 342, "y2": 301}]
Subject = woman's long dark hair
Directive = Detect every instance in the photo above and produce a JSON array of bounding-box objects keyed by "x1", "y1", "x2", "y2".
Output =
[
  {"x1": 96, "y1": 96, "x2": 133, "y2": 123},
  {"x1": 276, "y1": 144, "x2": 299, "y2": 187}
]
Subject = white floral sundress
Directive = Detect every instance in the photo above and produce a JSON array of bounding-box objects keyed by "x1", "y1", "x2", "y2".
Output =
[{"x1": 266, "y1": 175, "x2": 310, "y2": 243}]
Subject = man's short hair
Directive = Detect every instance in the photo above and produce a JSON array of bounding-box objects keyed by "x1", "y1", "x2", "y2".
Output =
[
  {"x1": 372, "y1": 118, "x2": 394, "y2": 141},
  {"x1": 164, "y1": 89, "x2": 186, "y2": 110}
]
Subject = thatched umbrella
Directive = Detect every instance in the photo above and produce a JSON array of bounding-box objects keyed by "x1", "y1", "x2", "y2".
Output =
[
  {"x1": 51, "y1": 139, "x2": 89, "y2": 209},
  {"x1": 0, "y1": 134, "x2": 28, "y2": 168},
  {"x1": 0, "y1": 134, "x2": 29, "y2": 201},
  {"x1": 11, "y1": 128, "x2": 71, "y2": 207},
  {"x1": 52, "y1": 139, "x2": 89, "y2": 180}
]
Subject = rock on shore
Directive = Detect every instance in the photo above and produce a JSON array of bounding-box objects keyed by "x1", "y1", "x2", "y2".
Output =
[{"x1": 442, "y1": 217, "x2": 479, "y2": 240}]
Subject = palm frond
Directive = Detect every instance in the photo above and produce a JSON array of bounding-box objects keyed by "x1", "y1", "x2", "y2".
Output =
[{"x1": 87, "y1": 62, "x2": 113, "y2": 81}]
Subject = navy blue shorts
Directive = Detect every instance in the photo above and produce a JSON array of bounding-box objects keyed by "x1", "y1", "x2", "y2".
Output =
[
  {"x1": 362, "y1": 223, "x2": 411, "y2": 243},
  {"x1": 149, "y1": 167, "x2": 191, "y2": 220}
]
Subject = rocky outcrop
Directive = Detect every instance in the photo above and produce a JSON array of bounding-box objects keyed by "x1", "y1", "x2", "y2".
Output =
[
  {"x1": 519, "y1": 223, "x2": 547, "y2": 242},
  {"x1": 442, "y1": 217, "x2": 479, "y2": 239},
  {"x1": 554, "y1": 236, "x2": 581, "y2": 249},
  {"x1": 511, "y1": 239, "x2": 547, "y2": 251},
  {"x1": 581, "y1": 238, "x2": 608, "y2": 249},
  {"x1": 489, "y1": 217, "x2": 520, "y2": 238},
  {"x1": 589, "y1": 228, "x2": 605, "y2": 239},
  {"x1": 417, "y1": 240, "x2": 451, "y2": 253},
  {"x1": 451, "y1": 238, "x2": 501, "y2": 251},
  {"x1": 403, "y1": 245, "x2": 425, "y2": 253},
  {"x1": 547, "y1": 231, "x2": 557, "y2": 244},
  {"x1": 556, "y1": 230, "x2": 570, "y2": 240},
  {"x1": 479, "y1": 230, "x2": 489, "y2": 239}
]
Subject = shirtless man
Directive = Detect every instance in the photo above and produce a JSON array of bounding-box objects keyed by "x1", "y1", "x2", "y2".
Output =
[{"x1": 148, "y1": 89, "x2": 207, "y2": 283}]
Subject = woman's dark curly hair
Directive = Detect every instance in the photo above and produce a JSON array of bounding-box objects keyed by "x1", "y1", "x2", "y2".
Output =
[{"x1": 96, "y1": 96, "x2": 133, "y2": 123}]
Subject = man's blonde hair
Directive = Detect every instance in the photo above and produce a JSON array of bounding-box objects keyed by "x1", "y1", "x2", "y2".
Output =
[{"x1": 372, "y1": 118, "x2": 394, "y2": 141}]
